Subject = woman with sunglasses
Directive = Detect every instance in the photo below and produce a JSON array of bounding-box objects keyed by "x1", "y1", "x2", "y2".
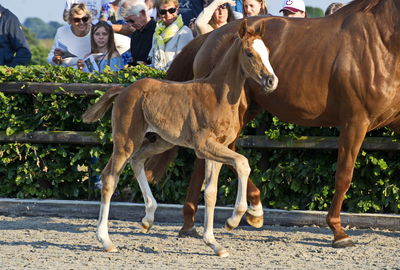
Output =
[
  {"x1": 47, "y1": 3, "x2": 92, "y2": 68},
  {"x1": 147, "y1": 0, "x2": 193, "y2": 70},
  {"x1": 195, "y1": 0, "x2": 236, "y2": 35}
]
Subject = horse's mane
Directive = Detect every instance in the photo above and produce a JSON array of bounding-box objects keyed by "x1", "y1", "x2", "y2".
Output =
[{"x1": 346, "y1": 0, "x2": 382, "y2": 12}]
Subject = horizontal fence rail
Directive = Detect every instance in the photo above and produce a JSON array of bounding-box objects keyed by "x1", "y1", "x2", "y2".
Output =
[{"x1": 0, "y1": 131, "x2": 399, "y2": 151}]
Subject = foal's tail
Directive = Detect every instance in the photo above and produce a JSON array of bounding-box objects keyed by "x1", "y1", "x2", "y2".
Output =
[{"x1": 82, "y1": 86, "x2": 125, "y2": 123}]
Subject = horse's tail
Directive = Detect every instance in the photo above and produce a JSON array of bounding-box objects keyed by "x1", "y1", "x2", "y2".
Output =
[{"x1": 82, "y1": 86, "x2": 125, "y2": 123}]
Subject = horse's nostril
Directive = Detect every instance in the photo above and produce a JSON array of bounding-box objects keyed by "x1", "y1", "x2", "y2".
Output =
[{"x1": 267, "y1": 78, "x2": 274, "y2": 87}]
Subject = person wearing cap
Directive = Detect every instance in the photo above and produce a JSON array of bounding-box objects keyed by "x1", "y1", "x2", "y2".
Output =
[{"x1": 280, "y1": 0, "x2": 306, "y2": 18}]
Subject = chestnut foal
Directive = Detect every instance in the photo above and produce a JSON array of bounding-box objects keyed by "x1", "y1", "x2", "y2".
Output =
[{"x1": 82, "y1": 20, "x2": 278, "y2": 257}]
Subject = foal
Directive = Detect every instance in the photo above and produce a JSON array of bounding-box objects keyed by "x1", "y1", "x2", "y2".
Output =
[{"x1": 82, "y1": 20, "x2": 278, "y2": 257}]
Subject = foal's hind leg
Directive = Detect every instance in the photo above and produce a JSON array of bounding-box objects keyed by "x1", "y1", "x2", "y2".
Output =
[
  {"x1": 130, "y1": 138, "x2": 175, "y2": 233},
  {"x1": 97, "y1": 152, "x2": 130, "y2": 252}
]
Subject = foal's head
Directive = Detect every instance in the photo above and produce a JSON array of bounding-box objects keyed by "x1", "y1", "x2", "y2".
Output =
[{"x1": 238, "y1": 19, "x2": 278, "y2": 93}]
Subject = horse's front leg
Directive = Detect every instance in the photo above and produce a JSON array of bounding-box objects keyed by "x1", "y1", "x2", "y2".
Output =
[
  {"x1": 327, "y1": 121, "x2": 368, "y2": 248},
  {"x1": 203, "y1": 160, "x2": 228, "y2": 257},
  {"x1": 97, "y1": 153, "x2": 128, "y2": 252}
]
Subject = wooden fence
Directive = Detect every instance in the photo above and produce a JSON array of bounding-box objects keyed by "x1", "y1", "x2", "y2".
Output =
[{"x1": 1, "y1": 82, "x2": 400, "y2": 151}]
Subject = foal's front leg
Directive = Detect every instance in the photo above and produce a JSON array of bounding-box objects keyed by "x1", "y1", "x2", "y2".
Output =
[{"x1": 203, "y1": 160, "x2": 228, "y2": 257}]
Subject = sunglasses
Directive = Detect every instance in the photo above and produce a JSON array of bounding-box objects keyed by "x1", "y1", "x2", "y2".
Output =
[
  {"x1": 159, "y1": 7, "x2": 177, "y2": 15},
  {"x1": 72, "y1": 16, "x2": 89, "y2": 23},
  {"x1": 126, "y1": 19, "x2": 135, "y2": 24}
]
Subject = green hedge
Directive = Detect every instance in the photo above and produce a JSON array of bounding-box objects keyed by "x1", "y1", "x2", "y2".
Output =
[{"x1": 0, "y1": 65, "x2": 399, "y2": 214}]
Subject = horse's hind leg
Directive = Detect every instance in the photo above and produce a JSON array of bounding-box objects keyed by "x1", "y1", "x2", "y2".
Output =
[
  {"x1": 97, "y1": 152, "x2": 130, "y2": 252},
  {"x1": 130, "y1": 138, "x2": 175, "y2": 233},
  {"x1": 327, "y1": 122, "x2": 368, "y2": 248},
  {"x1": 131, "y1": 159, "x2": 158, "y2": 233}
]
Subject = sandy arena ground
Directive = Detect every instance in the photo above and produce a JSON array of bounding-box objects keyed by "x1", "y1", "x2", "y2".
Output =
[{"x1": 0, "y1": 215, "x2": 399, "y2": 269}]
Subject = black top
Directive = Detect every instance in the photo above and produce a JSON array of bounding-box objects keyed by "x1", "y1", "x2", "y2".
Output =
[
  {"x1": 129, "y1": 18, "x2": 156, "y2": 66},
  {"x1": 0, "y1": 4, "x2": 31, "y2": 66}
]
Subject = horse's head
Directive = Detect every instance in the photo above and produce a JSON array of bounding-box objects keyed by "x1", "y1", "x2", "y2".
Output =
[{"x1": 238, "y1": 19, "x2": 278, "y2": 93}]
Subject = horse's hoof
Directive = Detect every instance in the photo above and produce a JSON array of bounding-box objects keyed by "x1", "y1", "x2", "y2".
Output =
[
  {"x1": 224, "y1": 220, "x2": 235, "y2": 231},
  {"x1": 105, "y1": 245, "x2": 118, "y2": 253},
  {"x1": 178, "y1": 227, "x2": 201, "y2": 238},
  {"x1": 332, "y1": 237, "x2": 355, "y2": 248},
  {"x1": 141, "y1": 221, "x2": 153, "y2": 233},
  {"x1": 246, "y1": 213, "x2": 264, "y2": 228},
  {"x1": 216, "y1": 248, "x2": 229, "y2": 257}
]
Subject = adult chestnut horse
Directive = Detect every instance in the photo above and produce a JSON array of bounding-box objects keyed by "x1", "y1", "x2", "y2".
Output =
[
  {"x1": 83, "y1": 20, "x2": 278, "y2": 256},
  {"x1": 144, "y1": 0, "x2": 400, "y2": 248}
]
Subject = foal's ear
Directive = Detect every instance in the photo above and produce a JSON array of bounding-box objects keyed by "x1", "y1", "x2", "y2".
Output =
[
  {"x1": 257, "y1": 22, "x2": 265, "y2": 36},
  {"x1": 239, "y1": 18, "x2": 248, "y2": 39}
]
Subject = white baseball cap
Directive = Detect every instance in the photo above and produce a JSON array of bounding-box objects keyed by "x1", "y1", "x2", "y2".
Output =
[{"x1": 280, "y1": 0, "x2": 306, "y2": 13}]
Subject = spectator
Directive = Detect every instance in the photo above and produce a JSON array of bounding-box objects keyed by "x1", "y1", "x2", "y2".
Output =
[
  {"x1": 242, "y1": 0, "x2": 267, "y2": 17},
  {"x1": 195, "y1": 0, "x2": 236, "y2": 35},
  {"x1": 119, "y1": 0, "x2": 156, "y2": 66},
  {"x1": 77, "y1": 21, "x2": 124, "y2": 72},
  {"x1": 178, "y1": 0, "x2": 205, "y2": 26},
  {"x1": 63, "y1": 0, "x2": 109, "y2": 24},
  {"x1": 148, "y1": 0, "x2": 193, "y2": 70},
  {"x1": 100, "y1": 0, "x2": 135, "y2": 36},
  {"x1": 325, "y1": 2, "x2": 344, "y2": 16},
  {"x1": 280, "y1": 0, "x2": 306, "y2": 18},
  {"x1": 48, "y1": 3, "x2": 92, "y2": 68},
  {"x1": 0, "y1": 4, "x2": 31, "y2": 67},
  {"x1": 145, "y1": 0, "x2": 158, "y2": 19}
]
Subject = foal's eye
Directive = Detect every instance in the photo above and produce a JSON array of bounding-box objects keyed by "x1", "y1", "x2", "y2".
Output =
[{"x1": 246, "y1": 51, "x2": 253, "y2": 57}]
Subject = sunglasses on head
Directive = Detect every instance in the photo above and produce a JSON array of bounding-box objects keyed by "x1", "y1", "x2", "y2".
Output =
[
  {"x1": 72, "y1": 16, "x2": 89, "y2": 23},
  {"x1": 159, "y1": 7, "x2": 177, "y2": 15}
]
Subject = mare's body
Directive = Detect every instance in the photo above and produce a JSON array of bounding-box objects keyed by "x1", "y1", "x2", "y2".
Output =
[
  {"x1": 82, "y1": 20, "x2": 278, "y2": 256},
  {"x1": 145, "y1": 0, "x2": 400, "y2": 247}
]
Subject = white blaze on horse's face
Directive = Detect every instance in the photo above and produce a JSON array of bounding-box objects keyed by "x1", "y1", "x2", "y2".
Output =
[{"x1": 252, "y1": 38, "x2": 279, "y2": 91}]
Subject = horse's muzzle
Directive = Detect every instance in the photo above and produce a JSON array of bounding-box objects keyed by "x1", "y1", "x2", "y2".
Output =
[{"x1": 262, "y1": 75, "x2": 279, "y2": 92}]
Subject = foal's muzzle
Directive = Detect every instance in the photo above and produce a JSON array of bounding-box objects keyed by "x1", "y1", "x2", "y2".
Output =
[{"x1": 262, "y1": 74, "x2": 278, "y2": 92}]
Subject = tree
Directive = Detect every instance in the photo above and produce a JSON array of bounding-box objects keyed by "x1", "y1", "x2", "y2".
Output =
[
  {"x1": 23, "y1": 17, "x2": 63, "y2": 39},
  {"x1": 306, "y1": 6, "x2": 324, "y2": 18}
]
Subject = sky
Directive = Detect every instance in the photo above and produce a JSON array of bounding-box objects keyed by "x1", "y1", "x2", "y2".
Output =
[{"x1": 2, "y1": 0, "x2": 351, "y2": 24}]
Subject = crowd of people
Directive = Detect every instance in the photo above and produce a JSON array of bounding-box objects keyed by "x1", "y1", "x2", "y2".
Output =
[{"x1": 0, "y1": 0, "x2": 346, "y2": 71}]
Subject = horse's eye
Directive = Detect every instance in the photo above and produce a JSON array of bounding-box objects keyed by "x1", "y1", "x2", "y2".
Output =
[{"x1": 246, "y1": 51, "x2": 253, "y2": 57}]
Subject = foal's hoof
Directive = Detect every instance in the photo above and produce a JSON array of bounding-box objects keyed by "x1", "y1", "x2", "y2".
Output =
[
  {"x1": 216, "y1": 248, "x2": 229, "y2": 258},
  {"x1": 246, "y1": 213, "x2": 264, "y2": 228},
  {"x1": 332, "y1": 237, "x2": 355, "y2": 248},
  {"x1": 178, "y1": 227, "x2": 201, "y2": 238},
  {"x1": 224, "y1": 220, "x2": 235, "y2": 232},
  {"x1": 141, "y1": 221, "x2": 153, "y2": 233},
  {"x1": 105, "y1": 245, "x2": 118, "y2": 253}
]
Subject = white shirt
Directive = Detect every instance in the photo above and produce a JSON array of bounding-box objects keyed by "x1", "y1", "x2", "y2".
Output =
[
  {"x1": 65, "y1": 0, "x2": 108, "y2": 23},
  {"x1": 47, "y1": 25, "x2": 91, "y2": 68}
]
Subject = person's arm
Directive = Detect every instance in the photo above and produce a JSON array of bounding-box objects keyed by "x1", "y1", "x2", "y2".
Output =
[
  {"x1": 7, "y1": 14, "x2": 31, "y2": 66},
  {"x1": 195, "y1": 0, "x2": 234, "y2": 34}
]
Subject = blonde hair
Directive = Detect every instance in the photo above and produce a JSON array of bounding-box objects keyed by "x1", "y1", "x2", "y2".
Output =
[
  {"x1": 155, "y1": 0, "x2": 179, "y2": 9},
  {"x1": 242, "y1": 0, "x2": 268, "y2": 17},
  {"x1": 68, "y1": 3, "x2": 92, "y2": 23}
]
